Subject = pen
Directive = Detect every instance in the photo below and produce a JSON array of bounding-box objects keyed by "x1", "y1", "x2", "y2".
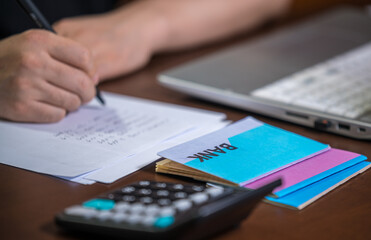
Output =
[{"x1": 16, "y1": 0, "x2": 105, "y2": 105}]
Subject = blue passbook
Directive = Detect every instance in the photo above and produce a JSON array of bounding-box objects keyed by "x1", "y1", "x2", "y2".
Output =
[
  {"x1": 265, "y1": 161, "x2": 371, "y2": 210},
  {"x1": 158, "y1": 117, "x2": 329, "y2": 185}
]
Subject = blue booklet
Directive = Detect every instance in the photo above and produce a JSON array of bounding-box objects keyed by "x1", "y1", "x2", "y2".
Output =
[
  {"x1": 265, "y1": 161, "x2": 371, "y2": 210},
  {"x1": 158, "y1": 117, "x2": 329, "y2": 185}
]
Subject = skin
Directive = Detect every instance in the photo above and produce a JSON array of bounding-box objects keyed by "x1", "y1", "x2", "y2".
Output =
[
  {"x1": 54, "y1": 0, "x2": 290, "y2": 80},
  {"x1": 0, "y1": 30, "x2": 98, "y2": 122},
  {"x1": 0, "y1": 0, "x2": 290, "y2": 123}
]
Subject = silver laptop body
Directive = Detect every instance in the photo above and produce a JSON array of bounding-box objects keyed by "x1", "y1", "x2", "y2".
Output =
[{"x1": 158, "y1": 7, "x2": 371, "y2": 140}]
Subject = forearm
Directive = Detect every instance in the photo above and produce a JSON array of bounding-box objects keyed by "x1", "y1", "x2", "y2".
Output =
[
  {"x1": 114, "y1": 0, "x2": 290, "y2": 53},
  {"x1": 54, "y1": 0, "x2": 290, "y2": 80}
]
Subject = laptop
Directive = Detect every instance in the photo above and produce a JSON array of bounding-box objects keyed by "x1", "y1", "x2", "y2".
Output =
[{"x1": 158, "y1": 7, "x2": 371, "y2": 140}]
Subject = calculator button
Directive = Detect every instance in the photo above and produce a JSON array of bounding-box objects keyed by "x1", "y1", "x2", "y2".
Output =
[
  {"x1": 153, "y1": 182, "x2": 167, "y2": 189},
  {"x1": 159, "y1": 207, "x2": 176, "y2": 217},
  {"x1": 157, "y1": 198, "x2": 172, "y2": 206},
  {"x1": 185, "y1": 185, "x2": 205, "y2": 193},
  {"x1": 144, "y1": 204, "x2": 161, "y2": 216},
  {"x1": 171, "y1": 192, "x2": 187, "y2": 200},
  {"x1": 122, "y1": 195, "x2": 136, "y2": 202},
  {"x1": 206, "y1": 187, "x2": 224, "y2": 197},
  {"x1": 106, "y1": 193, "x2": 115, "y2": 200},
  {"x1": 137, "y1": 188, "x2": 152, "y2": 196},
  {"x1": 173, "y1": 199, "x2": 192, "y2": 211},
  {"x1": 96, "y1": 211, "x2": 114, "y2": 221},
  {"x1": 65, "y1": 206, "x2": 97, "y2": 218},
  {"x1": 114, "y1": 202, "x2": 130, "y2": 212},
  {"x1": 121, "y1": 186, "x2": 136, "y2": 194},
  {"x1": 139, "y1": 197, "x2": 154, "y2": 204},
  {"x1": 141, "y1": 216, "x2": 156, "y2": 226},
  {"x1": 83, "y1": 199, "x2": 115, "y2": 210},
  {"x1": 106, "y1": 191, "x2": 124, "y2": 201},
  {"x1": 153, "y1": 216, "x2": 175, "y2": 228},
  {"x1": 155, "y1": 190, "x2": 170, "y2": 197},
  {"x1": 126, "y1": 214, "x2": 143, "y2": 225},
  {"x1": 171, "y1": 184, "x2": 184, "y2": 191},
  {"x1": 138, "y1": 181, "x2": 151, "y2": 187},
  {"x1": 111, "y1": 213, "x2": 128, "y2": 223},
  {"x1": 191, "y1": 186, "x2": 205, "y2": 192},
  {"x1": 190, "y1": 193, "x2": 209, "y2": 205},
  {"x1": 130, "y1": 203, "x2": 146, "y2": 214}
]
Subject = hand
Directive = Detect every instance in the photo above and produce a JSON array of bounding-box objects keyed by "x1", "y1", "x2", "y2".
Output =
[
  {"x1": 54, "y1": 5, "x2": 165, "y2": 81},
  {"x1": 0, "y1": 30, "x2": 98, "y2": 123}
]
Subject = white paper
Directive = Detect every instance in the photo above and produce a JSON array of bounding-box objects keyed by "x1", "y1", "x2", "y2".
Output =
[
  {"x1": 0, "y1": 123, "x2": 122, "y2": 176},
  {"x1": 158, "y1": 117, "x2": 263, "y2": 164},
  {"x1": 84, "y1": 120, "x2": 231, "y2": 183},
  {"x1": 0, "y1": 92, "x2": 226, "y2": 181}
]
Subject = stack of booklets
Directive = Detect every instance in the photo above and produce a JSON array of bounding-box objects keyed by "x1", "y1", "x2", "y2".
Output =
[{"x1": 156, "y1": 117, "x2": 370, "y2": 210}]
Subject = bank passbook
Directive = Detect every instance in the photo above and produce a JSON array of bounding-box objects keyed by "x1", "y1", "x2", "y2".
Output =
[{"x1": 156, "y1": 117, "x2": 329, "y2": 186}]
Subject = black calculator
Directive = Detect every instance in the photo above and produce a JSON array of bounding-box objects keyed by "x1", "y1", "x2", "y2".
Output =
[{"x1": 56, "y1": 180, "x2": 280, "y2": 240}]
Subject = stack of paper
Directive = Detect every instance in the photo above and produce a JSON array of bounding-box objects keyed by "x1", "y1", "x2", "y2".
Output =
[
  {"x1": 156, "y1": 117, "x2": 370, "y2": 209},
  {"x1": 0, "y1": 92, "x2": 229, "y2": 184}
]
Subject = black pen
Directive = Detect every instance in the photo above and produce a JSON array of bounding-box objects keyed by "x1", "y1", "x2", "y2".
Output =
[{"x1": 16, "y1": 0, "x2": 105, "y2": 105}]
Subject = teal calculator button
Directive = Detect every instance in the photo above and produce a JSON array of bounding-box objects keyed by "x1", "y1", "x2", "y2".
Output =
[
  {"x1": 154, "y1": 216, "x2": 175, "y2": 228},
  {"x1": 83, "y1": 199, "x2": 115, "y2": 210}
]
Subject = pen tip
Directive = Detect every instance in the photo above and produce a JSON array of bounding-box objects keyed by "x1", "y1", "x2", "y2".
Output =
[{"x1": 95, "y1": 88, "x2": 105, "y2": 105}]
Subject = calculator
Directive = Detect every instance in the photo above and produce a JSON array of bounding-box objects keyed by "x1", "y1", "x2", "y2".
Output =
[{"x1": 55, "y1": 180, "x2": 281, "y2": 240}]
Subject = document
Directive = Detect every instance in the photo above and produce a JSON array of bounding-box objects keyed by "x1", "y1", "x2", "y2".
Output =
[
  {"x1": 84, "y1": 120, "x2": 231, "y2": 183},
  {"x1": 0, "y1": 92, "x2": 226, "y2": 183}
]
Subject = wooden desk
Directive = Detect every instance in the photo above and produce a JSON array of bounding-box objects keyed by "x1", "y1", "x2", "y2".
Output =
[{"x1": 1, "y1": 7, "x2": 370, "y2": 240}]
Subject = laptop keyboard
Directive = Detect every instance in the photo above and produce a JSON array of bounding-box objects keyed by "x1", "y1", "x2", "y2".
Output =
[{"x1": 251, "y1": 42, "x2": 371, "y2": 119}]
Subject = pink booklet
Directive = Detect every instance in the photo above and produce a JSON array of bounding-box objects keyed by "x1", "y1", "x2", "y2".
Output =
[{"x1": 244, "y1": 148, "x2": 365, "y2": 198}]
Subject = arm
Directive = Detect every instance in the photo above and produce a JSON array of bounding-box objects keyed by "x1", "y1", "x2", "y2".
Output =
[
  {"x1": 54, "y1": 0, "x2": 290, "y2": 80},
  {"x1": 134, "y1": 0, "x2": 290, "y2": 51}
]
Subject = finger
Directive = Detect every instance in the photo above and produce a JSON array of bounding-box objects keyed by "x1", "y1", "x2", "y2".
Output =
[
  {"x1": 43, "y1": 57, "x2": 96, "y2": 103},
  {"x1": 47, "y1": 35, "x2": 96, "y2": 78},
  {"x1": 27, "y1": 101, "x2": 67, "y2": 123},
  {"x1": 3, "y1": 99, "x2": 66, "y2": 123},
  {"x1": 35, "y1": 80, "x2": 82, "y2": 112}
]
